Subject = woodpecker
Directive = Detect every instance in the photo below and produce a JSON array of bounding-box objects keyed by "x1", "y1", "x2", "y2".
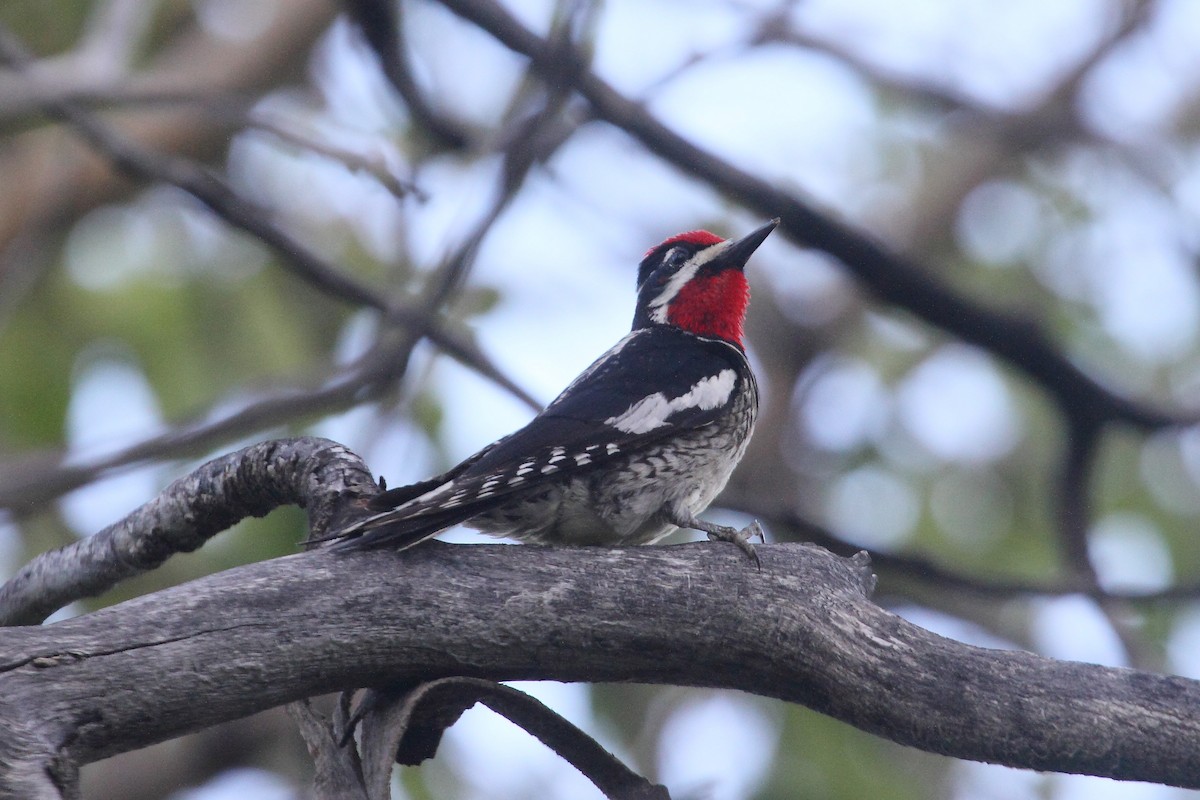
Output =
[{"x1": 324, "y1": 219, "x2": 778, "y2": 560}]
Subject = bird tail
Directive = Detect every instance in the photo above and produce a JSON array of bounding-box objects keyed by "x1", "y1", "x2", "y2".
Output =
[{"x1": 306, "y1": 502, "x2": 483, "y2": 552}]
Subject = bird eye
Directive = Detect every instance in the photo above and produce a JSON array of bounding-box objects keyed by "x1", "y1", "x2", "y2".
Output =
[{"x1": 663, "y1": 247, "x2": 686, "y2": 269}]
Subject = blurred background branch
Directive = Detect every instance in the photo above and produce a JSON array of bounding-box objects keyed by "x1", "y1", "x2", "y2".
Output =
[{"x1": 4, "y1": 0, "x2": 1200, "y2": 798}]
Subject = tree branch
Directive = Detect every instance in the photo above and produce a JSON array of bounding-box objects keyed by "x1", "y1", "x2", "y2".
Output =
[
  {"x1": 245, "y1": 114, "x2": 426, "y2": 203},
  {"x1": 351, "y1": 678, "x2": 669, "y2": 800},
  {"x1": 0, "y1": 24, "x2": 541, "y2": 413},
  {"x1": 288, "y1": 697, "x2": 368, "y2": 800},
  {"x1": 753, "y1": 504, "x2": 1200, "y2": 603},
  {"x1": 0, "y1": 437, "x2": 375, "y2": 627},
  {"x1": 1, "y1": 541, "x2": 1199, "y2": 796},
  {"x1": 0, "y1": 331, "x2": 405, "y2": 512},
  {"x1": 433, "y1": 0, "x2": 1195, "y2": 430},
  {"x1": 342, "y1": 0, "x2": 474, "y2": 151}
]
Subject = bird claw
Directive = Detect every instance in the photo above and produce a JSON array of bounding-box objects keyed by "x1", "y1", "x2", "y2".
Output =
[{"x1": 706, "y1": 520, "x2": 764, "y2": 568}]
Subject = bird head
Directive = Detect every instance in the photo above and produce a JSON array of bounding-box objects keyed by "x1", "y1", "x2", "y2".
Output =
[{"x1": 633, "y1": 219, "x2": 778, "y2": 347}]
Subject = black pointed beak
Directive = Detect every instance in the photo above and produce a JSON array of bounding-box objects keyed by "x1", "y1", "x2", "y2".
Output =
[{"x1": 721, "y1": 218, "x2": 779, "y2": 269}]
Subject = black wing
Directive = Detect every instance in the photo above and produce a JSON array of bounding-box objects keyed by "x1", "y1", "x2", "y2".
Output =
[
  {"x1": 464, "y1": 327, "x2": 751, "y2": 475},
  {"x1": 365, "y1": 436, "x2": 508, "y2": 510},
  {"x1": 332, "y1": 328, "x2": 751, "y2": 549}
]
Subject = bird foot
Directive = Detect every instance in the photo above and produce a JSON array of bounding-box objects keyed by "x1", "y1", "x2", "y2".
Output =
[{"x1": 706, "y1": 520, "x2": 764, "y2": 568}]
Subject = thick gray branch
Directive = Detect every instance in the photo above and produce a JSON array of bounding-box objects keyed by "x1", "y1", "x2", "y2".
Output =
[
  {"x1": 0, "y1": 437, "x2": 375, "y2": 626},
  {"x1": 1, "y1": 542, "x2": 1198, "y2": 799}
]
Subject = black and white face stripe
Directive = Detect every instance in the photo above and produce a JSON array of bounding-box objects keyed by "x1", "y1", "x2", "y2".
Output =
[{"x1": 645, "y1": 239, "x2": 732, "y2": 323}]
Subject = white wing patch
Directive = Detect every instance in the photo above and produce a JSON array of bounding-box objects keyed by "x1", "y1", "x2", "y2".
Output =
[{"x1": 605, "y1": 369, "x2": 737, "y2": 434}]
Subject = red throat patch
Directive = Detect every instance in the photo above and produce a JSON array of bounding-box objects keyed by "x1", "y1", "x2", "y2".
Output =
[{"x1": 666, "y1": 270, "x2": 750, "y2": 346}]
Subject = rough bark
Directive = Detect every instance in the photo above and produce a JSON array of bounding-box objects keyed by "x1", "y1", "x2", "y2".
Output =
[
  {"x1": 0, "y1": 437, "x2": 376, "y2": 626},
  {"x1": 1, "y1": 541, "x2": 1199, "y2": 799}
]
